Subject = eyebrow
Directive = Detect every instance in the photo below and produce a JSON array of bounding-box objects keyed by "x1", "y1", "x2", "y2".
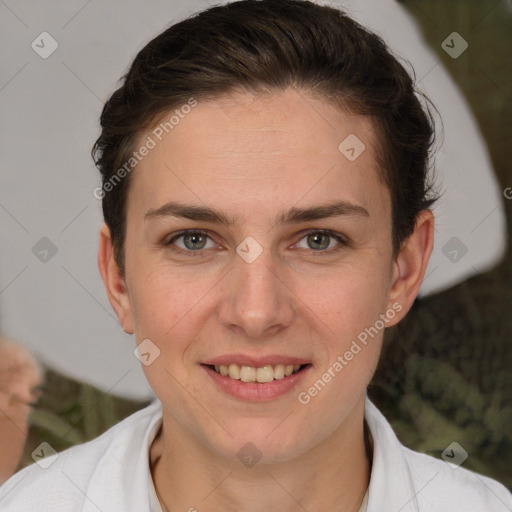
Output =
[{"x1": 144, "y1": 200, "x2": 369, "y2": 227}]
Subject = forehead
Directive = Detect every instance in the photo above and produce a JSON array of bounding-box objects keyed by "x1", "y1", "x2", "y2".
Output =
[{"x1": 127, "y1": 88, "x2": 389, "y2": 223}]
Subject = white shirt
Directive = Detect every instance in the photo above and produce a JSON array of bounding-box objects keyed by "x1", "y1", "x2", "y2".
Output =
[{"x1": 0, "y1": 395, "x2": 510, "y2": 511}]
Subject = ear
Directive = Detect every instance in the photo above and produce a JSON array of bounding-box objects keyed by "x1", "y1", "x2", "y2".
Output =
[
  {"x1": 386, "y1": 209, "x2": 434, "y2": 326},
  {"x1": 97, "y1": 224, "x2": 134, "y2": 334}
]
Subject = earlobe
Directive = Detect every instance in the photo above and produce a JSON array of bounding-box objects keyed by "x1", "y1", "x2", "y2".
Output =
[
  {"x1": 386, "y1": 209, "x2": 435, "y2": 325},
  {"x1": 97, "y1": 224, "x2": 134, "y2": 334}
]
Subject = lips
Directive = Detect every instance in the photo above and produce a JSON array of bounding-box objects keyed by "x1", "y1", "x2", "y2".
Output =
[
  {"x1": 201, "y1": 353, "x2": 312, "y2": 398},
  {"x1": 201, "y1": 361, "x2": 312, "y2": 401}
]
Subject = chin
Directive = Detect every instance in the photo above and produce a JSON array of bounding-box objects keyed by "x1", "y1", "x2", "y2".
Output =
[{"x1": 204, "y1": 422, "x2": 315, "y2": 466}]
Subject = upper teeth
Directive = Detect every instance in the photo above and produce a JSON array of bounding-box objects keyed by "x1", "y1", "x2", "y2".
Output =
[{"x1": 214, "y1": 363, "x2": 302, "y2": 383}]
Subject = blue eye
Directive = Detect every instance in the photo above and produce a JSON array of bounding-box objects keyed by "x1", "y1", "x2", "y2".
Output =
[
  {"x1": 166, "y1": 230, "x2": 216, "y2": 254},
  {"x1": 295, "y1": 230, "x2": 347, "y2": 252},
  {"x1": 164, "y1": 229, "x2": 347, "y2": 256}
]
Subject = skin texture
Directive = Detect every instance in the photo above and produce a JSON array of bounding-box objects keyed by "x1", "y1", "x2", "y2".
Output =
[{"x1": 98, "y1": 87, "x2": 434, "y2": 512}]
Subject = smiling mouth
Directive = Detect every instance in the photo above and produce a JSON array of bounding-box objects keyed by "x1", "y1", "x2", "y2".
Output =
[{"x1": 204, "y1": 363, "x2": 310, "y2": 383}]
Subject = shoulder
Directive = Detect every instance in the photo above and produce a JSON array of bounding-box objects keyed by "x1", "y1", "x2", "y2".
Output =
[
  {"x1": 402, "y1": 444, "x2": 512, "y2": 511},
  {"x1": 364, "y1": 397, "x2": 512, "y2": 511},
  {"x1": 0, "y1": 399, "x2": 161, "y2": 512}
]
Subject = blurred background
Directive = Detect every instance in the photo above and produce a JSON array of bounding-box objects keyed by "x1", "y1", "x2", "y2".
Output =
[
  {"x1": 1, "y1": 0, "x2": 511, "y2": 492},
  {"x1": 373, "y1": 0, "x2": 512, "y2": 489}
]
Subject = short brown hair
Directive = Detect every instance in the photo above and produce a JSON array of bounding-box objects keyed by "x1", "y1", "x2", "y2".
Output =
[{"x1": 92, "y1": 0, "x2": 438, "y2": 274}]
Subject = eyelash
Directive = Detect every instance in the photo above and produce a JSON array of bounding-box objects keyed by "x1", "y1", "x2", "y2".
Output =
[{"x1": 164, "y1": 229, "x2": 348, "y2": 257}]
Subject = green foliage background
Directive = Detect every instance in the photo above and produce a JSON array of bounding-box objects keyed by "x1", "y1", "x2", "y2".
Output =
[
  {"x1": 17, "y1": 0, "x2": 512, "y2": 493},
  {"x1": 373, "y1": 0, "x2": 512, "y2": 490}
]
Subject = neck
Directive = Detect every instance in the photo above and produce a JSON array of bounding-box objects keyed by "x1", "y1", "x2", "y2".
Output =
[{"x1": 151, "y1": 396, "x2": 371, "y2": 512}]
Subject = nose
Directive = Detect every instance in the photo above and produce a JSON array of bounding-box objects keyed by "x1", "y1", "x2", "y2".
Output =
[{"x1": 217, "y1": 245, "x2": 295, "y2": 340}]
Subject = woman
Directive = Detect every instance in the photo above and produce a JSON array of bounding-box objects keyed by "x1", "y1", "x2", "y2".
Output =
[{"x1": 1, "y1": 0, "x2": 510, "y2": 510}]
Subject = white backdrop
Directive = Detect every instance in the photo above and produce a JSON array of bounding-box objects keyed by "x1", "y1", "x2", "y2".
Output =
[{"x1": 0, "y1": 0, "x2": 506, "y2": 399}]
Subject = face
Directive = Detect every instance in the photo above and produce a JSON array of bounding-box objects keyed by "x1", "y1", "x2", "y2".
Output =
[{"x1": 100, "y1": 87, "x2": 431, "y2": 464}]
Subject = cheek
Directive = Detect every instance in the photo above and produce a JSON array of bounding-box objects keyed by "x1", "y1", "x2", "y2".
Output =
[
  {"x1": 293, "y1": 256, "x2": 391, "y2": 395},
  {"x1": 127, "y1": 265, "x2": 220, "y2": 373},
  {"x1": 129, "y1": 264, "x2": 202, "y2": 329},
  {"x1": 297, "y1": 259, "x2": 390, "y2": 334},
  {"x1": 128, "y1": 270, "x2": 204, "y2": 393}
]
